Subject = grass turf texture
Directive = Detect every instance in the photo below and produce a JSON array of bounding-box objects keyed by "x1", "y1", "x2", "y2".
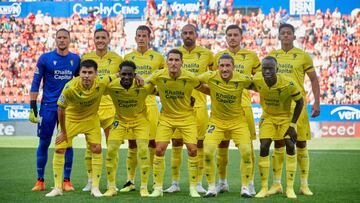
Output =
[{"x1": 0, "y1": 136, "x2": 359, "y2": 202}]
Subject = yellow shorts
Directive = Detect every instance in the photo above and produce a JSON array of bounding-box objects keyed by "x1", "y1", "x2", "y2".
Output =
[
  {"x1": 172, "y1": 106, "x2": 209, "y2": 141},
  {"x1": 156, "y1": 115, "x2": 197, "y2": 144},
  {"x1": 295, "y1": 105, "x2": 311, "y2": 141},
  {"x1": 259, "y1": 116, "x2": 293, "y2": 141},
  {"x1": 108, "y1": 117, "x2": 150, "y2": 141},
  {"x1": 146, "y1": 105, "x2": 159, "y2": 140},
  {"x1": 98, "y1": 106, "x2": 115, "y2": 130},
  {"x1": 204, "y1": 116, "x2": 251, "y2": 145},
  {"x1": 56, "y1": 116, "x2": 101, "y2": 149},
  {"x1": 243, "y1": 106, "x2": 256, "y2": 140}
]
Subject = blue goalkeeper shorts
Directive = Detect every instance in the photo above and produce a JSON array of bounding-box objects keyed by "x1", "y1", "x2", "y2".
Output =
[{"x1": 37, "y1": 109, "x2": 58, "y2": 139}]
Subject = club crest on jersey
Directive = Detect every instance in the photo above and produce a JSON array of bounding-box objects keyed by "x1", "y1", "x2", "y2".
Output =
[
  {"x1": 277, "y1": 89, "x2": 282, "y2": 95},
  {"x1": 241, "y1": 54, "x2": 246, "y2": 60},
  {"x1": 182, "y1": 79, "x2": 187, "y2": 86},
  {"x1": 196, "y1": 53, "x2": 201, "y2": 59},
  {"x1": 53, "y1": 61, "x2": 57, "y2": 66},
  {"x1": 113, "y1": 121, "x2": 119, "y2": 128},
  {"x1": 70, "y1": 60, "x2": 74, "y2": 66},
  {"x1": 234, "y1": 82, "x2": 239, "y2": 89},
  {"x1": 132, "y1": 56, "x2": 135, "y2": 60},
  {"x1": 108, "y1": 59, "x2": 112, "y2": 64},
  {"x1": 292, "y1": 54, "x2": 297, "y2": 60},
  {"x1": 135, "y1": 89, "x2": 140, "y2": 96},
  {"x1": 163, "y1": 79, "x2": 167, "y2": 84},
  {"x1": 149, "y1": 54, "x2": 154, "y2": 60}
]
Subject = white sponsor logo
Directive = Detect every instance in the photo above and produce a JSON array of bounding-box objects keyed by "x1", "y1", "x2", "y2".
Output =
[
  {"x1": 321, "y1": 123, "x2": 356, "y2": 137},
  {"x1": 4, "y1": 105, "x2": 30, "y2": 119},
  {"x1": 0, "y1": 3, "x2": 21, "y2": 17},
  {"x1": 158, "y1": 2, "x2": 200, "y2": 13},
  {"x1": 53, "y1": 61, "x2": 57, "y2": 66},
  {"x1": 289, "y1": 0, "x2": 315, "y2": 15},
  {"x1": 330, "y1": 106, "x2": 360, "y2": 121},
  {"x1": 54, "y1": 70, "x2": 73, "y2": 80},
  {"x1": 73, "y1": 3, "x2": 139, "y2": 17},
  {"x1": 0, "y1": 123, "x2": 15, "y2": 136}
]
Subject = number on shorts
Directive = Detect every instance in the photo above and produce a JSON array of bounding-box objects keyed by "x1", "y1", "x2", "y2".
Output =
[{"x1": 207, "y1": 125, "x2": 215, "y2": 134}]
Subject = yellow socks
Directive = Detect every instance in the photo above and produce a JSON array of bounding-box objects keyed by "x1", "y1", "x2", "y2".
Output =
[
  {"x1": 297, "y1": 147, "x2": 309, "y2": 186},
  {"x1": 91, "y1": 152, "x2": 103, "y2": 188},
  {"x1": 197, "y1": 147, "x2": 204, "y2": 183},
  {"x1": 149, "y1": 147, "x2": 155, "y2": 170},
  {"x1": 85, "y1": 144, "x2": 92, "y2": 181},
  {"x1": 188, "y1": 155, "x2": 198, "y2": 187},
  {"x1": 171, "y1": 146, "x2": 183, "y2": 182},
  {"x1": 53, "y1": 152, "x2": 65, "y2": 189},
  {"x1": 272, "y1": 147, "x2": 285, "y2": 182},
  {"x1": 239, "y1": 144, "x2": 252, "y2": 186},
  {"x1": 153, "y1": 155, "x2": 165, "y2": 188},
  {"x1": 106, "y1": 140, "x2": 121, "y2": 187},
  {"x1": 126, "y1": 148, "x2": 137, "y2": 182},
  {"x1": 217, "y1": 147, "x2": 228, "y2": 181},
  {"x1": 137, "y1": 140, "x2": 150, "y2": 187},
  {"x1": 258, "y1": 156, "x2": 270, "y2": 188},
  {"x1": 286, "y1": 154, "x2": 297, "y2": 189},
  {"x1": 204, "y1": 144, "x2": 217, "y2": 185}
]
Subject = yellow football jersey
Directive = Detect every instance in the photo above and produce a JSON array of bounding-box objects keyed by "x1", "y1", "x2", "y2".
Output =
[
  {"x1": 214, "y1": 49, "x2": 261, "y2": 107},
  {"x1": 105, "y1": 78, "x2": 155, "y2": 122},
  {"x1": 147, "y1": 68, "x2": 200, "y2": 119},
  {"x1": 57, "y1": 76, "x2": 111, "y2": 121},
  {"x1": 177, "y1": 46, "x2": 214, "y2": 107},
  {"x1": 197, "y1": 71, "x2": 252, "y2": 120},
  {"x1": 253, "y1": 72, "x2": 303, "y2": 117},
  {"x1": 124, "y1": 49, "x2": 165, "y2": 106},
  {"x1": 268, "y1": 47, "x2": 314, "y2": 95},
  {"x1": 81, "y1": 51, "x2": 123, "y2": 107}
]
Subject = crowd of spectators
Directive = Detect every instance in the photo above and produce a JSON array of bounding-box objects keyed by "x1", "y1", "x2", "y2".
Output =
[{"x1": 0, "y1": 2, "x2": 359, "y2": 104}]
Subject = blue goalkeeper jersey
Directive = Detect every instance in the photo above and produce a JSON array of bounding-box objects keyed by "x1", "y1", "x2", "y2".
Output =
[{"x1": 30, "y1": 50, "x2": 80, "y2": 111}]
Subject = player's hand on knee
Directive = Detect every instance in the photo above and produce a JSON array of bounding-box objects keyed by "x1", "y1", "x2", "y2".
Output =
[
  {"x1": 284, "y1": 127, "x2": 297, "y2": 144},
  {"x1": 56, "y1": 131, "x2": 68, "y2": 145}
]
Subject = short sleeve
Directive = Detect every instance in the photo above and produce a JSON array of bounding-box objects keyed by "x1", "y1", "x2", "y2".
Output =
[
  {"x1": 303, "y1": 53, "x2": 314, "y2": 73},
  {"x1": 290, "y1": 82, "x2": 302, "y2": 101},
  {"x1": 197, "y1": 71, "x2": 214, "y2": 84},
  {"x1": 57, "y1": 85, "x2": 70, "y2": 108}
]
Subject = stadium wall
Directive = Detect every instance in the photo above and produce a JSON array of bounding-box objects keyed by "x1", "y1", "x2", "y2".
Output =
[
  {"x1": 0, "y1": 0, "x2": 358, "y2": 19},
  {"x1": 1, "y1": 104, "x2": 358, "y2": 137}
]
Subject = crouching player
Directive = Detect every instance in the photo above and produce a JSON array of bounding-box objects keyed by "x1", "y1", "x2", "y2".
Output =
[
  {"x1": 253, "y1": 56, "x2": 304, "y2": 199},
  {"x1": 199, "y1": 54, "x2": 254, "y2": 198},
  {"x1": 46, "y1": 60, "x2": 115, "y2": 197},
  {"x1": 103, "y1": 61, "x2": 154, "y2": 197}
]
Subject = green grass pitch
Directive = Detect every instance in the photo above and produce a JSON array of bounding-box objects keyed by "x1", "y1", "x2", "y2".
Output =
[{"x1": 0, "y1": 136, "x2": 359, "y2": 202}]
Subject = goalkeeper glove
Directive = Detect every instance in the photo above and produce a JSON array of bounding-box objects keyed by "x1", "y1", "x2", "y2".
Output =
[{"x1": 29, "y1": 100, "x2": 39, "y2": 123}]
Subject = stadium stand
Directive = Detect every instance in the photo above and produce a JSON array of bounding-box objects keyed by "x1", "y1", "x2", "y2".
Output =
[{"x1": 0, "y1": 4, "x2": 359, "y2": 104}]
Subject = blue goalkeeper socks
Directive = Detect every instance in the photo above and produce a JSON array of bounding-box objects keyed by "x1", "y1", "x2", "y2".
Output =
[
  {"x1": 64, "y1": 147, "x2": 73, "y2": 180},
  {"x1": 36, "y1": 137, "x2": 51, "y2": 179}
]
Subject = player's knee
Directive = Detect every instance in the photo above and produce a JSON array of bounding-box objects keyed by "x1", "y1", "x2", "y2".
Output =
[
  {"x1": 90, "y1": 144, "x2": 102, "y2": 154},
  {"x1": 155, "y1": 147, "x2": 165, "y2": 156},
  {"x1": 285, "y1": 140, "x2": 295, "y2": 155},
  {"x1": 148, "y1": 139, "x2": 156, "y2": 148},
  {"x1": 187, "y1": 147, "x2": 197, "y2": 157},
  {"x1": 218, "y1": 140, "x2": 229, "y2": 148},
  {"x1": 172, "y1": 139, "x2": 183, "y2": 146},
  {"x1": 239, "y1": 144, "x2": 251, "y2": 159},
  {"x1": 128, "y1": 140, "x2": 137, "y2": 149},
  {"x1": 197, "y1": 140, "x2": 204, "y2": 148},
  {"x1": 296, "y1": 141, "x2": 307, "y2": 148},
  {"x1": 55, "y1": 148, "x2": 66, "y2": 154}
]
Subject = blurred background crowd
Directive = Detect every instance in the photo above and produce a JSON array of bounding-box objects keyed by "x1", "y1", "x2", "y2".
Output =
[{"x1": 0, "y1": 0, "x2": 359, "y2": 104}]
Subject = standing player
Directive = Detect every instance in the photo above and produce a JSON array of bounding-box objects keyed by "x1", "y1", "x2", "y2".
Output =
[
  {"x1": 29, "y1": 28, "x2": 80, "y2": 192},
  {"x1": 45, "y1": 60, "x2": 114, "y2": 197},
  {"x1": 199, "y1": 54, "x2": 253, "y2": 198},
  {"x1": 213, "y1": 24, "x2": 260, "y2": 195},
  {"x1": 267, "y1": 23, "x2": 320, "y2": 196},
  {"x1": 165, "y1": 24, "x2": 213, "y2": 194},
  {"x1": 104, "y1": 61, "x2": 154, "y2": 197},
  {"x1": 81, "y1": 28, "x2": 123, "y2": 191},
  {"x1": 120, "y1": 25, "x2": 165, "y2": 192},
  {"x1": 147, "y1": 49, "x2": 208, "y2": 198},
  {"x1": 253, "y1": 56, "x2": 304, "y2": 199}
]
